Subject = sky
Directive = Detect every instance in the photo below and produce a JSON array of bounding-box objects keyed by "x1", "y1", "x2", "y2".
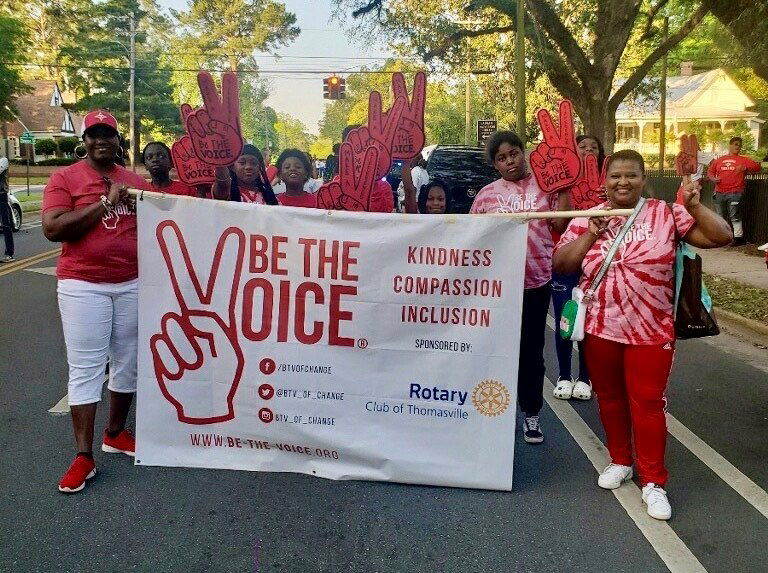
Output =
[{"x1": 158, "y1": 0, "x2": 395, "y2": 134}]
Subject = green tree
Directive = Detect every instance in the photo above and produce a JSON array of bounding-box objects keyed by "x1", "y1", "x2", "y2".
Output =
[
  {"x1": 58, "y1": 136, "x2": 80, "y2": 155},
  {"x1": 62, "y1": 0, "x2": 183, "y2": 161},
  {"x1": 0, "y1": 14, "x2": 31, "y2": 122},
  {"x1": 174, "y1": 0, "x2": 300, "y2": 70},
  {"x1": 273, "y1": 113, "x2": 315, "y2": 152},
  {"x1": 35, "y1": 138, "x2": 58, "y2": 156},
  {"x1": 343, "y1": 0, "x2": 714, "y2": 151}
]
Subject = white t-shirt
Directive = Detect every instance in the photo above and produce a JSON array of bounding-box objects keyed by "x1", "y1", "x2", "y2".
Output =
[
  {"x1": 396, "y1": 166, "x2": 430, "y2": 211},
  {"x1": 271, "y1": 178, "x2": 323, "y2": 195}
]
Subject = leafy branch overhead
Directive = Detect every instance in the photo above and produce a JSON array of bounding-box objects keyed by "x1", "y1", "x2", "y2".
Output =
[{"x1": 343, "y1": 0, "x2": 764, "y2": 151}]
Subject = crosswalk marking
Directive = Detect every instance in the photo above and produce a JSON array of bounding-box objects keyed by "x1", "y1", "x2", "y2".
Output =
[
  {"x1": 543, "y1": 378, "x2": 707, "y2": 572},
  {"x1": 545, "y1": 314, "x2": 768, "y2": 525}
]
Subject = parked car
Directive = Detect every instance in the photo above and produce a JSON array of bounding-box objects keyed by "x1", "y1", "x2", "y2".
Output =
[
  {"x1": 394, "y1": 145, "x2": 498, "y2": 213},
  {"x1": 1, "y1": 192, "x2": 22, "y2": 232}
]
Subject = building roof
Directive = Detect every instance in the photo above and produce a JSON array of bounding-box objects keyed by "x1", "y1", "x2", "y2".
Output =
[
  {"x1": 615, "y1": 69, "x2": 759, "y2": 121},
  {"x1": 4, "y1": 80, "x2": 84, "y2": 138}
]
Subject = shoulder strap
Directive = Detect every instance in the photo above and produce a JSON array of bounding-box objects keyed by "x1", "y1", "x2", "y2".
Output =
[{"x1": 587, "y1": 197, "x2": 646, "y2": 294}]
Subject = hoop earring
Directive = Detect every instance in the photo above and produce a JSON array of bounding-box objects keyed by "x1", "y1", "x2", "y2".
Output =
[
  {"x1": 74, "y1": 145, "x2": 87, "y2": 159},
  {"x1": 116, "y1": 147, "x2": 124, "y2": 160}
]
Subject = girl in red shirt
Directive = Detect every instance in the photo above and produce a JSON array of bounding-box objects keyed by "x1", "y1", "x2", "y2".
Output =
[
  {"x1": 212, "y1": 144, "x2": 279, "y2": 205},
  {"x1": 554, "y1": 149, "x2": 731, "y2": 520},
  {"x1": 142, "y1": 142, "x2": 198, "y2": 197},
  {"x1": 274, "y1": 149, "x2": 319, "y2": 208}
]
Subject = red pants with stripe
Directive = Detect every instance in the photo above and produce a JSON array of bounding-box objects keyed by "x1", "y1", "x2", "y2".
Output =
[{"x1": 583, "y1": 335, "x2": 675, "y2": 486}]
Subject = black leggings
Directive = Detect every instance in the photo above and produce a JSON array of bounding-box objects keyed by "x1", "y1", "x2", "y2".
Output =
[
  {"x1": 517, "y1": 282, "x2": 551, "y2": 416},
  {"x1": 0, "y1": 193, "x2": 14, "y2": 257}
]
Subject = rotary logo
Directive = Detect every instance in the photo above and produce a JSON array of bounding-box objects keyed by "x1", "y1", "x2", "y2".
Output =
[{"x1": 471, "y1": 380, "x2": 510, "y2": 417}]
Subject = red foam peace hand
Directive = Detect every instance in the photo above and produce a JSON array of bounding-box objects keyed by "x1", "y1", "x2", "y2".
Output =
[
  {"x1": 571, "y1": 154, "x2": 609, "y2": 210},
  {"x1": 171, "y1": 135, "x2": 216, "y2": 186},
  {"x1": 349, "y1": 93, "x2": 405, "y2": 178},
  {"x1": 150, "y1": 221, "x2": 245, "y2": 425},
  {"x1": 184, "y1": 71, "x2": 243, "y2": 166},
  {"x1": 675, "y1": 134, "x2": 699, "y2": 177},
  {"x1": 384, "y1": 72, "x2": 426, "y2": 160},
  {"x1": 530, "y1": 100, "x2": 581, "y2": 194},
  {"x1": 317, "y1": 142, "x2": 380, "y2": 212}
]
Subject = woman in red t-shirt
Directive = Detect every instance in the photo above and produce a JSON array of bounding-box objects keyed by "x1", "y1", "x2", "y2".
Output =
[
  {"x1": 212, "y1": 144, "x2": 279, "y2": 205},
  {"x1": 553, "y1": 149, "x2": 731, "y2": 521},
  {"x1": 42, "y1": 110, "x2": 150, "y2": 494},
  {"x1": 142, "y1": 141, "x2": 198, "y2": 197},
  {"x1": 275, "y1": 149, "x2": 319, "y2": 208}
]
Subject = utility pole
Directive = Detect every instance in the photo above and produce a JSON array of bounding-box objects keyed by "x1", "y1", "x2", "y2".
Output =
[
  {"x1": 465, "y1": 71, "x2": 472, "y2": 145},
  {"x1": 515, "y1": 0, "x2": 526, "y2": 146},
  {"x1": 129, "y1": 12, "x2": 136, "y2": 171},
  {"x1": 658, "y1": 17, "x2": 669, "y2": 173}
]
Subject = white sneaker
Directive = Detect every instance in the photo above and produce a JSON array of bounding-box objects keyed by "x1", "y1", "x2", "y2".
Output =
[
  {"x1": 571, "y1": 379, "x2": 592, "y2": 400},
  {"x1": 642, "y1": 483, "x2": 672, "y2": 520},
  {"x1": 553, "y1": 378, "x2": 574, "y2": 400},
  {"x1": 598, "y1": 463, "x2": 633, "y2": 489}
]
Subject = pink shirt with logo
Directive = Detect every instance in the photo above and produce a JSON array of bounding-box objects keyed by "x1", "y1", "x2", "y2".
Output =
[
  {"x1": 555, "y1": 199, "x2": 696, "y2": 345},
  {"x1": 43, "y1": 161, "x2": 149, "y2": 283},
  {"x1": 470, "y1": 175, "x2": 559, "y2": 289}
]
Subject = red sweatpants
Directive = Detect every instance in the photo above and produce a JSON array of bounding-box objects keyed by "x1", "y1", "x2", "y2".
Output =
[{"x1": 583, "y1": 334, "x2": 675, "y2": 486}]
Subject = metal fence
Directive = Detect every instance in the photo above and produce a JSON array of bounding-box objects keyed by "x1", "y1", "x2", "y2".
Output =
[{"x1": 646, "y1": 169, "x2": 768, "y2": 245}]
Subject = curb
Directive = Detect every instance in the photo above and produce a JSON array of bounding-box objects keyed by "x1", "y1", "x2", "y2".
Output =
[{"x1": 714, "y1": 306, "x2": 768, "y2": 338}]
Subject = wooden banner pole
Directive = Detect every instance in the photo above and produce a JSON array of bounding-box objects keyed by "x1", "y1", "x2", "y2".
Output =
[{"x1": 127, "y1": 190, "x2": 633, "y2": 219}]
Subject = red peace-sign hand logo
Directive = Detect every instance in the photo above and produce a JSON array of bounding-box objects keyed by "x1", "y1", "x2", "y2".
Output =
[
  {"x1": 675, "y1": 134, "x2": 699, "y2": 178},
  {"x1": 171, "y1": 135, "x2": 216, "y2": 186},
  {"x1": 571, "y1": 153, "x2": 609, "y2": 209},
  {"x1": 150, "y1": 221, "x2": 246, "y2": 425},
  {"x1": 530, "y1": 100, "x2": 581, "y2": 194},
  {"x1": 384, "y1": 72, "x2": 426, "y2": 160},
  {"x1": 317, "y1": 142, "x2": 380, "y2": 212},
  {"x1": 184, "y1": 71, "x2": 243, "y2": 166},
  {"x1": 343, "y1": 93, "x2": 405, "y2": 179}
]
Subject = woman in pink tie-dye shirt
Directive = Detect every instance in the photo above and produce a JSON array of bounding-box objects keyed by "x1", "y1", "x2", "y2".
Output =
[
  {"x1": 554, "y1": 149, "x2": 731, "y2": 521},
  {"x1": 470, "y1": 130, "x2": 571, "y2": 446}
]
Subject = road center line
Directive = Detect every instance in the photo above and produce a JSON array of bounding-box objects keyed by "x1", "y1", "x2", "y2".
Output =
[
  {"x1": 543, "y1": 378, "x2": 707, "y2": 573},
  {"x1": 545, "y1": 314, "x2": 768, "y2": 523},
  {"x1": 0, "y1": 248, "x2": 61, "y2": 277}
]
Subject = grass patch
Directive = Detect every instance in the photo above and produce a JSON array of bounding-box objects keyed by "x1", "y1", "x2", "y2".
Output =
[
  {"x1": 9, "y1": 177, "x2": 49, "y2": 185},
  {"x1": 13, "y1": 192, "x2": 43, "y2": 203},
  {"x1": 704, "y1": 273, "x2": 768, "y2": 324}
]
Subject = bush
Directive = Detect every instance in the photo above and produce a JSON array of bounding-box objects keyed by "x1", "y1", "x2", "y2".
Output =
[
  {"x1": 35, "y1": 138, "x2": 58, "y2": 156},
  {"x1": 643, "y1": 153, "x2": 660, "y2": 169},
  {"x1": 58, "y1": 136, "x2": 80, "y2": 155},
  {"x1": 36, "y1": 157, "x2": 78, "y2": 166},
  {"x1": 665, "y1": 154, "x2": 676, "y2": 168}
]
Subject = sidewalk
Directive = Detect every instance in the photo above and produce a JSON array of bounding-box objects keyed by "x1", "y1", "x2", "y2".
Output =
[{"x1": 697, "y1": 247, "x2": 768, "y2": 290}]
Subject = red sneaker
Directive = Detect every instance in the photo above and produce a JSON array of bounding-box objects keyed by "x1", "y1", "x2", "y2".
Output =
[
  {"x1": 58, "y1": 455, "x2": 96, "y2": 493},
  {"x1": 102, "y1": 429, "x2": 135, "y2": 457}
]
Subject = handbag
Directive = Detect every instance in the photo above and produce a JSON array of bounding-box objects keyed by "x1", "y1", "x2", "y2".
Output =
[
  {"x1": 559, "y1": 198, "x2": 646, "y2": 341},
  {"x1": 674, "y1": 242, "x2": 720, "y2": 339}
]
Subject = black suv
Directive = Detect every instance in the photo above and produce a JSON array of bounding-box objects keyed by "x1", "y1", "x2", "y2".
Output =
[{"x1": 422, "y1": 145, "x2": 498, "y2": 213}]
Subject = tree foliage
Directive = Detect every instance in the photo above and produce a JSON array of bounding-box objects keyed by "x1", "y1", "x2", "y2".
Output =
[
  {"x1": 0, "y1": 13, "x2": 31, "y2": 122},
  {"x1": 339, "y1": 0, "x2": 717, "y2": 151}
]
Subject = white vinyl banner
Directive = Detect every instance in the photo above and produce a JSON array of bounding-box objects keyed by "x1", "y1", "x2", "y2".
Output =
[{"x1": 135, "y1": 196, "x2": 527, "y2": 490}]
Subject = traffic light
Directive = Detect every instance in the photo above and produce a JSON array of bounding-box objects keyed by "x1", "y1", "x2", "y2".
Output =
[{"x1": 323, "y1": 76, "x2": 345, "y2": 100}]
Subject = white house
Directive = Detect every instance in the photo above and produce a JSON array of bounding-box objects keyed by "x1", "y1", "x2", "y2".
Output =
[{"x1": 615, "y1": 64, "x2": 763, "y2": 156}]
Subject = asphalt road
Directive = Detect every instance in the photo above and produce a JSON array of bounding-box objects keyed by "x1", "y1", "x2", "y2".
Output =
[{"x1": 1, "y1": 221, "x2": 767, "y2": 573}]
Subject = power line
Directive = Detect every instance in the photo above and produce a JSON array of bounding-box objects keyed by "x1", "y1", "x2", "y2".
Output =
[{"x1": 1, "y1": 61, "x2": 426, "y2": 75}]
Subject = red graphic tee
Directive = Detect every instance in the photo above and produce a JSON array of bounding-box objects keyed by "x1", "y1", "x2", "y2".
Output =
[
  {"x1": 43, "y1": 161, "x2": 150, "y2": 283},
  {"x1": 470, "y1": 175, "x2": 559, "y2": 289},
  {"x1": 151, "y1": 180, "x2": 197, "y2": 197},
  {"x1": 555, "y1": 199, "x2": 695, "y2": 345},
  {"x1": 706, "y1": 154, "x2": 761, "y2": 193},
  {"x1": 277, "y1": 192, "x2": 319, "y2": 208}
]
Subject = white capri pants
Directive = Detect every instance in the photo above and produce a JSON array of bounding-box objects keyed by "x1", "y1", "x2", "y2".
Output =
[{"x1": 57, "y1": 278, "x2": 139, "y2": 405}]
